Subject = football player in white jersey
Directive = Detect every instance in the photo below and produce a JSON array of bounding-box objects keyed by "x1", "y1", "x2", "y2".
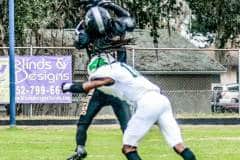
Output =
[{"x1": 62, "y1": 54, "x2": 197, "y2": 160}]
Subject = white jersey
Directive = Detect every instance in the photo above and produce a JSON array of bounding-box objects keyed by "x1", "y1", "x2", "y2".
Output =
[
  {"x1": 88, "y1": 56, "x2": 183, "y2": 148},
  {"x1": 88, "y1": 62, "x2": 160, "y2": 102}
]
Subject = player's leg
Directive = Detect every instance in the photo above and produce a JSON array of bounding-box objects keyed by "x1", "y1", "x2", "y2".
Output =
[
  {"x1": 122, "y1": 145, "x2": 142, "y2": 160},
  {"x1": 112, "y1": 99, "x2": 141, "y2": 160},
  {"x1": 157, "y1": 94, "x2": 196, "y2": 160},
  {"x1": 76, "y1": 90, "x2": 108, "y2": 145},
  {"x1": 122, "y1": 95, "x2": 160, "y2": 160},
  {"x1": 122, "y1": 111, "x2": 152, "y2": 160},
  {"x1": 68, "y1": 90, "x2": 106, "y2": 160},
  {"x1": 173, "y1": 144, "x2": 196, "y2": 160},
  {"x1": 109, "y1": 95, "x2": 131, "y2": 132}
]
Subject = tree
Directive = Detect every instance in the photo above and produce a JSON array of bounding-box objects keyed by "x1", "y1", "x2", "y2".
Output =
[
  {"x1": 123, "y1": 0, "x2": 181, "y2": 44},
  {"x1": 1, "y1": 0, "x2": 182, "y2": 47},
  {"x1": 15, "y1": 0, "x2": 79, "y2": 46},
  {"x1": 0, "y1": 0, "x2": 8, "y2": 55},
  {"x1": 187, "y1": 0, "x2": 240, "y2": 62},
  {"x1": 14, "y1": 0, "x2": 83, "y2": 46}
]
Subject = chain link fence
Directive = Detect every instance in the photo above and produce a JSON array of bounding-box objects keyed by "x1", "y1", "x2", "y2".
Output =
[{"x1": 0, "y1": 47, "x2": 240, "y2": 120}]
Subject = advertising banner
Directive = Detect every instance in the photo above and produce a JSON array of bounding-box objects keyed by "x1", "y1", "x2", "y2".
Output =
[
  {"x1": 0, "y1": 57, "x2": 10, "y2": 104},
  {"x1": 16, "y1": 56, "x2": 72, "y2": 103}
]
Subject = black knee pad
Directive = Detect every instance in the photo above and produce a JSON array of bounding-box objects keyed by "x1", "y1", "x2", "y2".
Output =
[{"x1": 180, "y1": 148, "x2": 196, "y2": 160}]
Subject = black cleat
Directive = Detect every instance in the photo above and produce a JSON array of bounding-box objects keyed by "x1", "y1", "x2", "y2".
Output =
[{"x1": 66, "y1": 151, "x2": 87, "y2": 160}]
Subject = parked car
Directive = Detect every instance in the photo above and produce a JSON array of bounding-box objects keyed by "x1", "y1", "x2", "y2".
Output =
[
  {"x1": 211, "y1": 83, "x2": 240, "y2": 113},
  {"x1": 189, "y1": 32, "x2": 214, "y2": 48}
]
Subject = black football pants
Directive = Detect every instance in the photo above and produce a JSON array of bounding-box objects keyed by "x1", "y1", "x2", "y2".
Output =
[{"x1": 76, "y1": 89, "x2": 131, "y2": 146}]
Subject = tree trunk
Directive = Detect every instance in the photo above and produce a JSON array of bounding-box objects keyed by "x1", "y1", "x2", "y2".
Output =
[
  {"x1": 0, "y1": 0, "x2": 8, "y2": 55},
  {"x1": 0, "y1": 24, "x2": 7, "y2": 55},
  {"x1": 215, "y1": 28, "x2": 231, "y2": 65}
]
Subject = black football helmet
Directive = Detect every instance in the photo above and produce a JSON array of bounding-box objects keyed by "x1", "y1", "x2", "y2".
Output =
[{"x1": 84, "y1": 6, "x2": 112, "y2": 37}]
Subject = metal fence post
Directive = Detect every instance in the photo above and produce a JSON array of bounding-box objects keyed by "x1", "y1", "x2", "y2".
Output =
[
  {"x1": 239, "y1": 49, "x2": 240, "y2": 115},
  {"x1": 8, "y1": 0, "x2": 16, "y2": 127},
  {"x1": 132, "y1": 48, "x2": 135, "y2": 68},
  {"x1": 29, "y1": 45, "x2": 33, "y2": 118}
]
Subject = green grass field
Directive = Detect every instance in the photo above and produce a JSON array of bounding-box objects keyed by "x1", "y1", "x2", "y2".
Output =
[{"x1": 0, "y1": 125, "x2": 240, "y2": 160}]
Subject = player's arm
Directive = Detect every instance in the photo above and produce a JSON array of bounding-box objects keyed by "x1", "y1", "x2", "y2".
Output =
[
  {"x1": 84, "y1": 77, "x2": 114, "y2": 92},
  {"x1": 61, "y1": 77, "x2": 114, "y2": 94},
  {"x1": 84, "y1": 0, "x2": 129, "y2": 17},
  {"x1": 99, "y1": 1, "x2": 135, "y2": 34}
]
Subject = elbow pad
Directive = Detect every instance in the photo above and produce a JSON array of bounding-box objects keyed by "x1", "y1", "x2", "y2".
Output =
[
  {"x1": 122, "y1": 17, "x2": 136, "y2": 32},
  {"x1": 113, "y1": 17, "x2": 136, "y2": 35}
]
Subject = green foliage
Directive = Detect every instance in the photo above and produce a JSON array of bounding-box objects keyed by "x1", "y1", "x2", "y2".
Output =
[
  {"x1": 2, "y1": 0, "x2": 239, "y2": 48},
  {"x1": 187, "y1": 0, "x2": 240, "y2": 48},
  {"x1": 14, "y1": 0, "x2": 83, "y2": 45},
  {"x1": 1, "y1": 0, "x2": 182, "y2": 46},
  {"x1": 124, "y1": 0, "x2": 181, "y2": 42},
  {"x1": 0, "y1": 0, "x2": 8, "y2": 47},
  {"x1": 15, "y1": 0, "x2": 52, "y2": 45}
]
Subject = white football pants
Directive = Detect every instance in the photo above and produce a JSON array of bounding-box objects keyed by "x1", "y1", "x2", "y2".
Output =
[{"x1": 123, "y1": 91, "x2": 183, "y2": 147}]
